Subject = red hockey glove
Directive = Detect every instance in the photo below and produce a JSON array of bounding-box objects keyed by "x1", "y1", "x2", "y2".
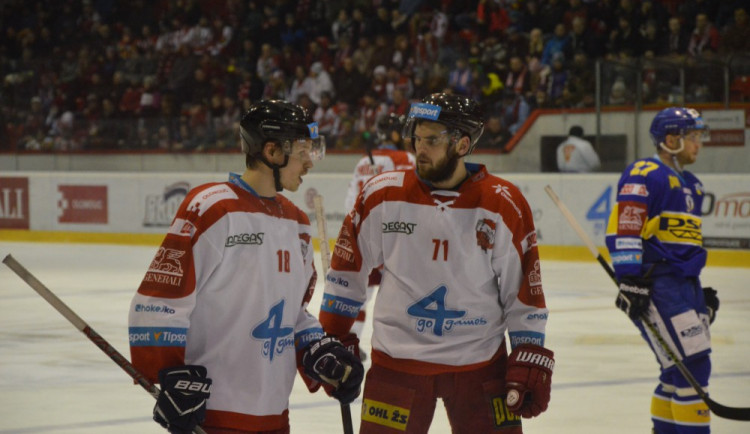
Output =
[{"x1": 505, "y1": 344, "x2": 554, "y2": 418}]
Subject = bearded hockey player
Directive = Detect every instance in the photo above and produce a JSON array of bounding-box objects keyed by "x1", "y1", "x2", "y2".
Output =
[
  {"x1": 320, "y1": 93, "x2": 554, "y2": 433},
  {"x1": 128, "y1": 99, "x2": 363, "y2": 434},
  {"x1": 606, "y1": 107, "x2": 718, "y2": 433}
]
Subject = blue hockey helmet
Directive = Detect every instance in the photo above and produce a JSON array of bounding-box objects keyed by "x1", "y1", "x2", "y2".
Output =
[{"x1": 649, "y1": 107, "x2": 708, "y2": 147}]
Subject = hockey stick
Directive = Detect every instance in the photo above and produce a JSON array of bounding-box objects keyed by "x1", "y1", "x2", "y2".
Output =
[
  {"x1": 313, "y1": 195, "x2": 355, "y2": 434},
  {"x1": 544, "y1": 185, "x2": 750, "y2": 421},
  {"x1": 365, "y1": 139, "x2": 376, "y2": 168},
  {"x1": 2, "y1": 254, "x2": 209, "y2": 434}
]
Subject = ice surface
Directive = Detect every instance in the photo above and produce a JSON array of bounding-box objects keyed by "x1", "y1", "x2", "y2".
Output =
[{"x1": 1, "y1": 241, "x2": 748, "y2": 433}]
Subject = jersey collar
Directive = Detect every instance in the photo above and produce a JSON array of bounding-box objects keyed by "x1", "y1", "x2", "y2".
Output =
[{"x1": 228, "y1": 172, "x2": 277, "y2": 200}]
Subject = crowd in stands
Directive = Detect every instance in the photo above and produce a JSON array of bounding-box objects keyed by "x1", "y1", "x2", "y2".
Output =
[{"x1": 2, "y1": 0, "x2": 749, "y2": 153}]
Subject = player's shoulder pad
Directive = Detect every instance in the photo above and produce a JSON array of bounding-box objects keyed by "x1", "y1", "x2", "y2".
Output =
[
  {"x1": 185, "y1": 182, "x2": 239, "y2": 217},
  {"x1": 361, "y1": 170, "x2": 409, "y2": 202}
]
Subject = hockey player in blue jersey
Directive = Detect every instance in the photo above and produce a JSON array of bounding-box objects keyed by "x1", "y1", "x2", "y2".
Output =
[{"x1": 605, "y1": 107, "x2": 719, "y2": 433}]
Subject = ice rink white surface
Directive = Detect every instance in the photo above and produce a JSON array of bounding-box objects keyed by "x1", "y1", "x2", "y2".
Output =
[{"x1": 1, "y1": 241, "x2": 748, "y2": 434}]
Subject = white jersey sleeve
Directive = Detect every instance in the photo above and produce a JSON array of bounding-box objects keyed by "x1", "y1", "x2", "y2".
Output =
[{"x1": 344, "y1": 149, "x2": 416, "y2": 211}]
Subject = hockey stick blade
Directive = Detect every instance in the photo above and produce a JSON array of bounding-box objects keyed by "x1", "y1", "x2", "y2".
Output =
[
  {"x1": 543, "y1": 186, "x2": 750, "y2": 421},
  {"x1": 2, "y1": 254, "x2": 209, "y2": 433},
  {"x1": 312, "y1": 196, "x2": 355, "y2": 434}
]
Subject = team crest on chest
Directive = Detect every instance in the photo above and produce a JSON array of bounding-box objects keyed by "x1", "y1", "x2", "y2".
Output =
[{"x1": 476, "y1": 219, "x2": 496, "y2": 252}]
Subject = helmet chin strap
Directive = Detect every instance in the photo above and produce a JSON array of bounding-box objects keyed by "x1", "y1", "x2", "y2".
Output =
[
  {"x1": 659, "y1": 137, "x2": 684, "y2": 172},
  {"x1": 259, "y1": 154, "x2": 290, "y2": 192}
]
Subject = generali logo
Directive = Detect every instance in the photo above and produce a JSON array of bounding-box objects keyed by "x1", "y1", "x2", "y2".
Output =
[
  {"x1": 0, "y1": 177, "x2": 29, "y2": 229},
  {"x1": 57, "y1": 185, "x2": 108, "y2": 224}
]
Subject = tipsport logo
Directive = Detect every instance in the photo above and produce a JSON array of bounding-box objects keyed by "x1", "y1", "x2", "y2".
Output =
[
  {"x1": 307, "y1": 122, "x2": 320, "y2": 139},
  {"x1": 320, "y1": 293, "x2": 359, "y2": 317},
  {"x1": 129, "y1": 327, "x2": 187, "y2": 347},
  {"x1": 509, "y1": 330, "x2": 545, "y2": 348},
  {"x1": 407, "y1": 286, "x2": 486, "y2": 336},
  {"x1": 408, "y1": 103, "x2": 441, "y2": 120},
  {"x1": 251, "y1": 300, "x2": 295, "y2": 362}
]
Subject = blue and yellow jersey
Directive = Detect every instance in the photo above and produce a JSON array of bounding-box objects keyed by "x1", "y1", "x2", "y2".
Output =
[{"x1": 605, "y1": 156, "x2": 707, "y2": 278}]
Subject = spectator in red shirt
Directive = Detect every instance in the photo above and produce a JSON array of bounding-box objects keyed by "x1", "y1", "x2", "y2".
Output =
[{"x1": 688, "y1": 13, "x2": 721, "y2": 57}]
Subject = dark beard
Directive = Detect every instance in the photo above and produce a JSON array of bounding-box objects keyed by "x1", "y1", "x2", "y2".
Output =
[{"x1": 417, "y1": 145, "x2": 460, "y2": 184}]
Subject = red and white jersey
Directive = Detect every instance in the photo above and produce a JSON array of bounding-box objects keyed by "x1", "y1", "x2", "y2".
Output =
[
  {"x1": 320, "y1": 164, "x2": 548, "y2": 374},
  {"x1": 129, "y1": 175, "x2": 324, "y2": 431},
  {"x1": 344, "y1": 147, "x2": 416, "y2": 211}
]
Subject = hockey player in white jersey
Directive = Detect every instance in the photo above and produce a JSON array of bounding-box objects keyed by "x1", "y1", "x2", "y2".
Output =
[
  {"x1": 320, "y1": 93, "x2": 554, "y2": 433},
  {"x1": 128, "y1": 99, "x2": 363, "y2": 434},
  {"x1": 344, "y1": 113, "x2": 416, "y2": 357}
]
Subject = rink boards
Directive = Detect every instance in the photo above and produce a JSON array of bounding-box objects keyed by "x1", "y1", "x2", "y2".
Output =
[{"x1": 1, "y1": 171, "x2": 748, "y2": 267}]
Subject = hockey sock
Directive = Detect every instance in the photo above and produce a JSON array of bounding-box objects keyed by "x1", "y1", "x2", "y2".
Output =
[
  {"x1": 652, "y1": 383, "x2": 678, "y2": 434},
  {"x1": 670, "y1": 388, "x2": 710, "y2": 433}
]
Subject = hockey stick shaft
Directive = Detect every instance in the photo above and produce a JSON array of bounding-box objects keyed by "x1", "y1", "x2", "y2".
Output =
[
  {"x1": 314, "y1": 194, "x2": 332, "y2": 273},
  {"x1": 313, "y1": 195, "x2": 355, "y2": 434},
  {"x1": 543, "y1": 186, "x2": 614, "y2": 280},
  {"x1": 2, "y1": 254, "x2": 209, "y2": 433},
  {"x1": 544, "y1": 185, "x2": 750, "y2": 421},
  {"x1": 366, "y1": 146, "x2": 376, "y2": 167}
]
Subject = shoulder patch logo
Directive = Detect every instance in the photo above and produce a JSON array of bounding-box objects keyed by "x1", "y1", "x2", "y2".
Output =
[
  {"x1": 148, "y1": 247, "x2": 185, "y2": 275},
  {"x1": 144, "y1": 247, "x2": 185, "y2": 286},
  {"x1": 617, "y1": 203, "x2": 646, "y2": 234},
  {"x1": 620, "y1": 183, "x2": 648, "y2": 197}
]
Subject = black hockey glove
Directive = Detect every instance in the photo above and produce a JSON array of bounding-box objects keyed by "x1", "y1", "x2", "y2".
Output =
[
  {"x1": 615, "y1": 276, "x2": 652, "y2": 320},
  {"x1": 703, "y1": 287, "x2": 719, "y2": 324},
  {"x1": 154, "y1": 365, "x2": 212, "y2": 434},
  {"x1": 302, "y1": 335, "x2": 364, "y2": 405}
]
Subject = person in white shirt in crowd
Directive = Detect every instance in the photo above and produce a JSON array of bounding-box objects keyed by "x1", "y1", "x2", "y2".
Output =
[
  {"x1": 556, "y1": 125, "x2": 601, "y2": 173},
  {"x1": 308, "y1": 61, "x2": 334, "y2": 106}
]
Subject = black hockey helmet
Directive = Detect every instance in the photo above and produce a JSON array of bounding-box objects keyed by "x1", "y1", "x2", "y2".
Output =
[
  {"x1": 376, "y1": 113, "x2": 405, "y2": 145},
  {"x1": 239, "y1": 99, "x2": 325, "y2": 160},
  {"x1": 403, "y1": 93, "x2": 485, "y2": 154}
]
